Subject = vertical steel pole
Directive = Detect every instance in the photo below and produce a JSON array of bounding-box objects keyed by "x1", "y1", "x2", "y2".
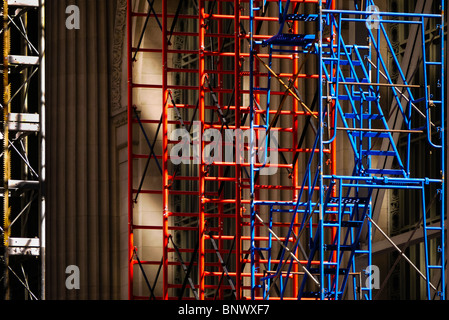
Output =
[
  {"x1": 249, "y1": 0, "x2": 255, "y2": 301},
  {"x1": 234, "y1": 0, "x2": 242, "y2": 300},
  {"x1": 217, "y1": 0, "x2": 224, "y2": 300},
  {"x1": 127, "y1": 0, "x2": 134, "y2": 300},
  {"x1": 198, "y1": 0, "x2": 206, "y2": 300},
  {"x1": 440, "y1": 0, "x2": 445, "y2": 300},
  {"x1": 162, "y1": 0, "x2": 169, "y2": 301},
  {"x1": 330, "y1": 0, "x2": 338, "y2": 297},
  {"x1": 292, "y1": 12, "x2": 300, "y2": 298},
  {"x1": 318, "y1": 0, "x2": 325, "y2": 300},
  {"x1": 39, "y1": 0, "x2": 46, "y2": 300},
  {"x1": 2, "y1": 0, "x2": 10, "y2": 300}
]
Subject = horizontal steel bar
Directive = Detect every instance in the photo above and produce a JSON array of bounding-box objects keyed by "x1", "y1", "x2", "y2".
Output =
[
  {"x1": 330, "y1": 81, "x2": 421, "y2": 88},
  {"x1": 336, "y1": 127, "x2": 424, "y2": 134},
  {"x1": 323, "y1": 175, "x2": 442, "y2": 184},
  {"x1": 241, "y1": 184, "x2": 319, "y2": 191},
  {"x1": 340, "y1": 18, "x2": 425, "y2": 25},
  {"x1": 341, "y1": 183, "x2": 423, "y2": 190},
  {"x1": 213, "y1": 162, "x2": 293, "y2": 168},
  {"x1": 323, "y1": 9, "x2": 441, "y2": 18}
]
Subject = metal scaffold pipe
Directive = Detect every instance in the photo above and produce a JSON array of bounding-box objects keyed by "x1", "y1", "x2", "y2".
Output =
[{"x1": 2, "y1": 0, "x2": 11, "y2": 300}]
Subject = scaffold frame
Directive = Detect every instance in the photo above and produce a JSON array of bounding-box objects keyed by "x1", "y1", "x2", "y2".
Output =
[
  {"x1": 127, "y1": 0, "x2": 445, "y2": 300},
  {"x1": 1, "y1": 0, "x2": 45, "y2": 300}
]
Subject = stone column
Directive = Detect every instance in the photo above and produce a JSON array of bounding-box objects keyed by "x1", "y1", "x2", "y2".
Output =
[{"x1": 45, "y1": 0, "x2": 126, "y2": 299}]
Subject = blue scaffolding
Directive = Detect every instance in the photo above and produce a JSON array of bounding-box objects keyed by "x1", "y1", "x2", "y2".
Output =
[{"x1": 248, "y1": 0, "x2": 445, "y2": 300}]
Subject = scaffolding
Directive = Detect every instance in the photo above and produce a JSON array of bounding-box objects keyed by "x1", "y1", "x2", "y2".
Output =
[
  {"x1": 1, "y1": 0, "x2": 45, "y2": 300},
  {"x1": 127, "y1": 0, "x2": 445, "y2": 300}
]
